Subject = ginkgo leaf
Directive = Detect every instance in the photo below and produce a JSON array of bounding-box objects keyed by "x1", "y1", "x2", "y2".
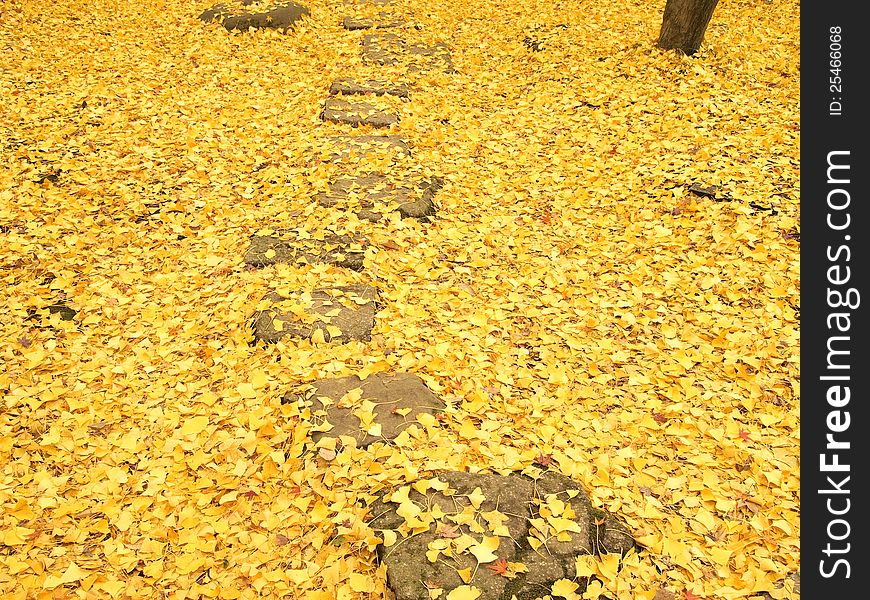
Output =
[
  {"x1": 377, "y1": 529, "x2": 397, "y2": 548},
  {"x1": 456, "y1": 568, "x2": 473, "y2": 584},
  {"x1": 466, "y1": 487, "x2": 486, "y2": 509},
  {"x1": 468, "y1": 536, "x2": 500, "y2": 564},
  {"x1": 180, "y1": 416, "x2": 209, "y2": 436},
  {"x1": 447, "y1": 584, "x2": 481, "y2": 600},
  {"x1": 551, "y1": 578, "x2": 580, "y2": 599}
]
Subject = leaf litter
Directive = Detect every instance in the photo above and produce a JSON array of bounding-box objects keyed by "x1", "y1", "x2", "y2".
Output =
[{"x1": 1, "y1": 0, "x2": 799, "y2": 599}]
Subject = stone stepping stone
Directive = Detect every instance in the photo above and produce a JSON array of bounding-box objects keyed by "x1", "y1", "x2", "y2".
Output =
[
  {"x1": 251, "y1": 284, "x2": 377, "y2": 344},
  {"x1": 199, "y1": 1, "x2": 310, "y2": 33},
  {"x1": 283, "y1": 372, "x2": 445, "y2": 447},
  {"x1": 315, "y1": 172, "x2": 442, "y2": 221},
  {"x1": 321, "y1": 97, "x2": 399, "y2": 128},
  {"x1": 362, "y1": 33, "x2": 455, "y2": 73},
  {"x1": 243, "y1": 229, "x2": 368, "y2": 270},
  {"x1": 343, "y1": 13, "x2": 405, "y2": 30},
  {"x1": 26, "y1": 303, "x2": 77, "y2": 327},
  {"x1": 368, "y1": 470, "x2": 636, "y2": 600},
  {"x1": 318, "y1": 135, "x2": 410, "y2": 165},
  {"x1": 329, "y1": 77, "x2": 409, "y2": 98}
]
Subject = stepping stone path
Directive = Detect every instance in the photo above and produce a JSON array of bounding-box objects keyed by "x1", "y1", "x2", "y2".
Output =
[
  {"x1": 199, "y1": 1, "x2": 310, "y2": 32},
  {"x1": 187, "y1": 2, "x2": 791, "y2": 596},
  {"x1": 329, "y1": 77, "x2": 410, "y2": 98},
  {"x1": 368, "y1": 470, "x2": 636, "y2": 600},
  {"x1": 232, "y1": 4, "x2": 644, "y2": 596},
  {"x1": 314, "y1": 172, "x2": 442, "y2": 221},
  {"x1": 362, "y1": 33, "x2": 456, "y2": 73},
  {"x1": 283, "y1": 372, "x2": 445, "y2": 447},
  {"x1": 243, "y1": 229, "x2": 367, "y2": 270},
  {"x1": 251, "y1": 285, "x2": 378, "y2": 344},
  {"x1": 321, "y1": 97, "x2": 399, "y2": 128}
]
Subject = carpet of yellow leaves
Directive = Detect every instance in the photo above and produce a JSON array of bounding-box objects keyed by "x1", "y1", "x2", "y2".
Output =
[{"x1": 1, "y1": 0, "x2": 799, "y2": 598}]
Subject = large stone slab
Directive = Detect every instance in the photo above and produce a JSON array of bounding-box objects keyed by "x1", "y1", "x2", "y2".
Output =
[
  {"x1": 199, "y1": 2, "x2": 310, "y2": 32},
  {"x1": 26, "y1": 303, "x2": 77, "y2": 328},
  {"x1": 243, "y1": 229, "x2": 367, "y2": 270},
  {"x1": 315, "y1": 172, "x2": 441, "y2": 221},
  {"x1": 362, "y1": 33, "x2": 455, "y2": 73},
  {"x1": 343, "y1": 13, "x2": 405, "y2": 30},
  {"x1": 284, "y1": 372, "x2": 445, "y2": 447},
  {"x1": 317, "y1": 135, "x2": 410, "y2": 165},
  {"x1": 368, "y1": 470, "x2": 636, "y2": 600},
  {"x1": 321, "y1": 97, "x2": 399, "y2": 128},
  {"x1": 251, "y1": 285, "x2": 377, "y2": 344},
  {"x1": 329, "y1": 77, "x2": 410, "y2": 98}
]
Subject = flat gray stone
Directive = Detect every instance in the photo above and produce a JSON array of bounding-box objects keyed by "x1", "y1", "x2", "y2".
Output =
[
  {"x1": 315, "y1": 172, "x2": 441, "y2": 221},
  {"x1": 321, "y1": 97, "x2": 399, "y2": 128},
  {"x1": 317, "y1": 135, "x2": 410, "y2": 165},
  {"x1": 343, "y1": 14, "x2": 405, "y2": 30},
  {"x1": 284, "y1": 372, "x2": 445, "y2": 447},
  {"x1": 199, "y1": 2, "x2": 310, "y2": 32},
  {"x1": 26, "y1": 303, "x2": 77, "y2": 326},
  {"x1": 362, "y1": 33, "x2": 455, "y2": 73},
  {"x1": 329, "y1": 77, "x2": 409, "y2": 98},
  {"x1": 368, "y1": 470, "x2": 636, "y2": 600},
  {"x1": 243, "y1": 229, "x2": 367, "y2": 270},
  {"x1": 251, "y1": 284, "x2": 377, "y2": 344}
]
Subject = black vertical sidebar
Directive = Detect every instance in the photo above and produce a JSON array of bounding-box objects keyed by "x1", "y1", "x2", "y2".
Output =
[{"x1": 801, "y1": 1, "x2": 868, "y2": 596}]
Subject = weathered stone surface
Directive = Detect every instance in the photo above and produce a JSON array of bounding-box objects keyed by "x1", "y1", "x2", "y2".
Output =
[
  {"x1": 329, "y1": 77, "x2": 409, "y2": 98},
  {"x1": 283, "y1": 372, "x2": 445, "y2": 446},
  {"x1": 343, "y1": 14, "x2": 405, "y2": 30},
  {"x1": 368, "y1": 470, "x2": 636, "y2": 600},
  {"x1": 243, "y1": 229, "x2": 367, "y2": 270},
  {"x1": 315, "y1": 172, "x2": 441, "y2": 221},
  {"x1": 362, "y1": 33, "x2": 455, "y2": 73},
  {"x1": 26, "y1": 303, "x2": 77, "y2": 325},
  {"x1": 318, "y1": 135, "x2": 410, "y2": 165},
  {"x1": 199, "y1": 2, "x2": 309, "y2": 33},
  {"x1": 251, "y1": 285, "x2": 377, "y2": 344},
  {"x1": 321, "y1": 97, "x2": 399, "y2": 128}
]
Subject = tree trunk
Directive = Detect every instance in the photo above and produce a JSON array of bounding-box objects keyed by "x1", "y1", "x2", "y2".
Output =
[{"x1": 657, "y1": 0, "x2": 720, "y2": 55}]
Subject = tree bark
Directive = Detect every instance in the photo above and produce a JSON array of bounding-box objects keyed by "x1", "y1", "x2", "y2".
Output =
[{"x1": 657, "y1": 0, "x2": 720, "y2": 55}]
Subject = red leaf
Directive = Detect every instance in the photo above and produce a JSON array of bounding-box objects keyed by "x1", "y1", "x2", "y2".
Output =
[
  {"x1": 487, "y1": 558, "x2": 510, "y2": 576},
  {"x1": 738, "y1": 429, "x2": 751, "y2": 441},
  {"x1": 684, "y1": 589, "x2": 702, "y2": 600}
]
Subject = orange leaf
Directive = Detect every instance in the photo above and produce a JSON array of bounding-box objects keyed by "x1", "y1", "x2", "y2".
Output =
[{"x1": 487, "y1": 558, "x2": 509, "y2": 576}]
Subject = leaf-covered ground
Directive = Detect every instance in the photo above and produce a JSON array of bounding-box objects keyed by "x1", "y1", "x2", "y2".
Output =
[{"x1": 1, "y1": 0, "x2": 799, "y2": 598}]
